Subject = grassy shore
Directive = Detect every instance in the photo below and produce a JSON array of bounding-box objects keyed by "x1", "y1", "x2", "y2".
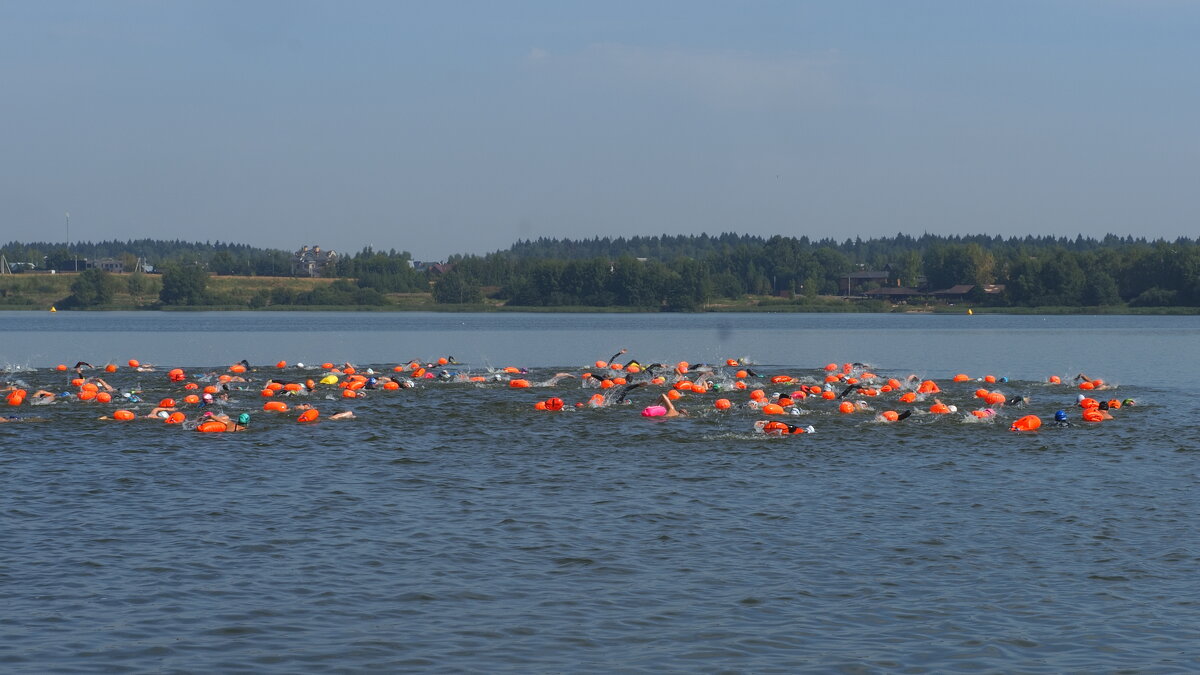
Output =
[{"x1": 3, "y1": 272, "x2": 1198, "y2": 314}]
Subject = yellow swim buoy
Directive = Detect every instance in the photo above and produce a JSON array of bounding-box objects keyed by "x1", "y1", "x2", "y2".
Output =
[
  {"x1": 49, "y1": 306, "x2": 57, "y2": 312},
  {"x1": 967, "y1": 308, "x2": 973, "y2": 315}
]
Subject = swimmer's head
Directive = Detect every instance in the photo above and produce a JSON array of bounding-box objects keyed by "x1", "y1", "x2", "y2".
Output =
[
  {"x1": 238, "y1": 413, "x2": 250, "y2": 425},
  {"x1": 999, "y1": 377, "x2": 1008, "y2": 383},
  {"x1": 947, "y1": 405, "x2": 958, "y2": 413},
  {"x1": 156, "y1": 410, "x2": 169, "y2": 419},
  {"x1": 1076, "y1": 394, "x2": 1085, "y2": 402},
  {"x1": 1055, "y1": 410, "x2": 1068, "y2": 422},
  {"x1": 295, "y1": 362, "x2": 304, "y2": 369},
  {"x1": 1122, "y1": 398, "x2": 1135, "y2": 406}
]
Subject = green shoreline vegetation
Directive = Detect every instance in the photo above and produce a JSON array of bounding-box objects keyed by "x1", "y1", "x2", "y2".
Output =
[{"x1": 2, "y1": 233, "x2": 1198, "y2": 314}]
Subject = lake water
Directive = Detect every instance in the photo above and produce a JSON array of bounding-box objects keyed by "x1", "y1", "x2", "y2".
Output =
[{"x1": 2, "y1": 312, "x2": 1199, "y2": 672}]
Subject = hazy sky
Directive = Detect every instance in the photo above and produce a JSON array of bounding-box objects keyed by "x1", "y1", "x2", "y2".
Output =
[{"x1": 3, "y1": 1, "x2": 1197, "y2": 260}]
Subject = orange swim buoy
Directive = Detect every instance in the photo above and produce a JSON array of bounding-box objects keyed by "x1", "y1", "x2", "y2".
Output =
[
  {"x1": 533, "y1": 401, "x2": 547, "y2": 410},
  {"x1": 824, "y1": 363, "x2": 838, "y2": 372},
  {"x1": 545, "y1": 397, "x2": 564, "y2": 411},
  {"x1": 509, "y1": 379, "x2": 530, "y2": 389},
  {"x1": 159, "y1": 398, "x2": 176, "y2": 409},
  {"x1": 953, "y1": 374, "x2": 969, "y2": 382},
  {"x1": 1010, "y1": 415, "x2": 1042, "y2": 431},
  {"x1": 899, "y1": 392, "x2": 917, "y2": 403},
  {"x1": 183, "y1": 382, "x2": 198, "y2": 390},
  {"x1": 113, "y1": 409, "x2": 136, "y2": 421},
  {"x1": 1082, "y1": 409, "x2": 1105, "y2": 422},
  {"x1": 197, "y1": 420, "x2": 227, "y2": 433},
  {"x1": 96, "y1": 392, "x2": 112, "y2": 403},
  {"x1": 821, "y1": 390, "x2": 836, "y2": 400},
  {"x1": 929, "y1": 403, "x2": 951, "y2": 414},
  {"x1": 838, "y1": 401, "x2": 855, "y2": 414},
  {"x1": 880, "y1": 410, "x2": 900, "y2": 422},
  {"x1": 298, "y1": 409, "x2": 320, "y2": 423},
  {"x1": 341, "y1": 389, "x2": 357, "y2": 399},
  {"x1": 276, "y1": 360, "x2": 287, "y2": 369},
  {"x1": 260, "y1": 389, "x2": 275, "y2": 397},
  {"x1": 666, "y1": 390, "x2": 682, "y2": 401},
  {"x1": 985, "y1": 392, "x2": 1006, "y2": 406},
  {"x1": 263, "y1": 401, "x2": 289, "y2": 412},
  {"x1": 983, "y1": 375, "x2": 996, "y2": 384},
  {"x1": 383, "y1": 381, "x2": 400, "y2": 390},
  {"x1": 1079, "y1": 381, "x2": 1095, "y2": 390},
  {"x1": 714, "y1": 398, "x2": 732, "y2": 410},
  {"x1": 770, "y1": 375, "x2": 793, "y2": 384},
  {"x1": 1048, "y1": 375, "x2": 1061, "y2": 384},
  {"x1": 105, "y1": 364, "x2": 118, "y2": 373},
  {"x1": 184, "y1": 394, "x2": 201, "y2": 405},
  {"x1": 762, "y1": 403, "x2": 785, "y2": 415},
  {"x1": 203, "y1": 385, "x2": 219, "y2": 395},
  {"x1": 168, "y1": 368, "x2": 186, "y2": 382},
  {"x1": 230, "y1": 364, "x2": 246, "y2": 374},
  {"x1": 165, "y1": 412, "x2": 186, "y2": 424},
  {"x1": 1079, "y1": 397, "x2": 1100, "y2": 409},
  {"x1": 735, "y1": 370, "x2": 748, "y2": 379},
  {"x1": 56, "y1": 364, "x2": 68, "y2": 371}
]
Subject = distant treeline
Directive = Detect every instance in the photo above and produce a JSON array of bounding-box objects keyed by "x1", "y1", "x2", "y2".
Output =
[
  {"x1": 452, "y1": 233, "x2": 1200, "y2": 309},
  {"x1": 3, "y1": 233, "x2": 1199, "y2": 310}
]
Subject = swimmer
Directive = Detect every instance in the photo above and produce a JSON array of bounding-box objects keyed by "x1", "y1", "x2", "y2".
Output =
[
  {"x1": 837, "y1": 383, "x2": 864, "y2": 399},
  {"x1": 1006, "y1": 395, "x2": 1030, "y2": 407},
  {"x1": 612, "y1": 382, "x2": 646, "y2": 404},
  {"x1": 754, "y1": 420, "x2": 815, "y2": 435},
  {"x1": 196, "y1": 411, "x2": 249, "y2": 432},
  {"x1": 328, "y1": 411, "x2": 356, "y2": 420},
  {"x1": 1052, "y1": 410, "x2": 1072, "y2": 427},
  {"x1": 642, "y1": 393, "x2": 685, "y2": 418},
  {"x1": 73, "y1": 361, "x2": 94, "y2": 372},
  {"x1": 31, "y1": 390, "x2": 57, "y2": 402},
  {"x1": 85, "y1": 377, "x2": 115, "y2": 392},
  {"x1": 0, "y1": 415, "x2": 46, "y2": 423},
  {"x1": 537, "y1": 372, "x2": 576, "y2": 387}
]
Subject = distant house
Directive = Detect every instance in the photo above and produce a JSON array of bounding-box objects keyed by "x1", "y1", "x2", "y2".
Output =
[
  {"x1": 930, "y1": 284, "x2": 975, "y2": 301},
  {"x1": 411, "y1": 260, "x2": 452, "y2": 275},
  {"x1": 839, "y1": 270, "x2": 891, "y2": 295},
  {"x1": 86, "y1": 258, "x2": 125, "y2": 273},
  {"x1": 292, "y1": 245, "x2": 339, "y2": 277}
]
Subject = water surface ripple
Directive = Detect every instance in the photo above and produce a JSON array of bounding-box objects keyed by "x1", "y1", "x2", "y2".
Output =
[{"x1": 2, "y1": 313, "x2": 1199, "y2": 672}]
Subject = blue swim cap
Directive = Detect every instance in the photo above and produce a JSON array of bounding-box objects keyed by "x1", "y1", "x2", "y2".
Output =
[
  {"x1": 999, "y1": 377, "x2": 1009, "y2": 383},
  {"x1": 1054, "y1": 410, "x2": 1068, "y2": 421},
  {"x1": 238, "y1": 413, "x2": 250, "y2": 425}
]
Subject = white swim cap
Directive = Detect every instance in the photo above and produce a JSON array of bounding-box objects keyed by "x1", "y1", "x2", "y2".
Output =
[
  {"x1": 295, "y1": 362, "x2": 304, "y2": 368},
  {"x1": 948, "y1": 405, "x2": 958, "y2": 413}
]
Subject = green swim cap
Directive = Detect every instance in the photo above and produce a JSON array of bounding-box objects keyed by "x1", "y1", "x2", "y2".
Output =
[{"x1": 238, "y1": 413, "x2": 250, "y2": 425}]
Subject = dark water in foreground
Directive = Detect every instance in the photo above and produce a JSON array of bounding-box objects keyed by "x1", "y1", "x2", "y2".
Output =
[{"x1": 2, "y1": 313, "x2": 1200, "y2": 672}]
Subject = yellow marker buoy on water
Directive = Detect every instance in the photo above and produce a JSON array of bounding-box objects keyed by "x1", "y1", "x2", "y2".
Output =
[
  {"x1": 49, "y1": 306, "x2": 56, "y2": 312},
  {"x1": 967, "y1": 308, "x2": 973, "y2": 315}
]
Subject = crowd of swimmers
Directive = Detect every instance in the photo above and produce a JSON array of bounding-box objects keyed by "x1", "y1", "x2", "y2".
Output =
[{"x1": 1, "y1": 353, "x2": 1135, "y2": 434}]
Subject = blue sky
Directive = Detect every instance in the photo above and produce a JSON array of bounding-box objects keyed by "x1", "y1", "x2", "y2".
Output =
[{"x1": 2, "y1": 1, "x2": 1197, "y2": 259}]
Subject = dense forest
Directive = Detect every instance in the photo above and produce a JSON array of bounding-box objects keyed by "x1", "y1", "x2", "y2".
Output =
[{"x1": 2, "y1": 233, "x2": 1198, "y2": 311}]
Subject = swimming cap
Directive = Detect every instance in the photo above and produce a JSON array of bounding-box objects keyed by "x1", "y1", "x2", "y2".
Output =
[
  {"x1": 999, "y1": 377, "x2": 1008, "y2": 383},
  {"x1": 295, "y1": 363, "x2": 304, "y2": 368},
  {"x1": 238, "y1": 413, "x2": 250, "y2": 425},
  {"x1": 1055, "y1": 410, "x2": 1068, "y2": 421},
  {"x1": 156, "y1": 410, "x2": 169, "y2": 419},
  {"x1": 1122, "y1": 398, "x2": 1134, "y2": 406},
  {"x1": 947, "y1": 405, "x2": 958, "y2": 413}
]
